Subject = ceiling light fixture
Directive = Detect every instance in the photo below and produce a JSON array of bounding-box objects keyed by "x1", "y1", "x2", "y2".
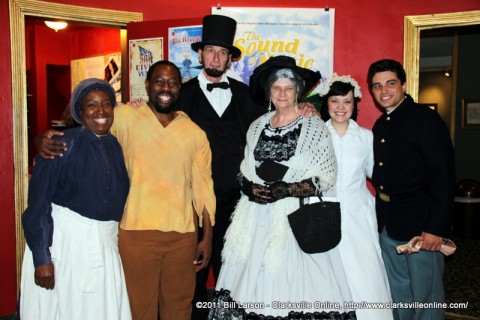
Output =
[{"x1": 44, "y1": 21, "x2": 68, "y2": 32}]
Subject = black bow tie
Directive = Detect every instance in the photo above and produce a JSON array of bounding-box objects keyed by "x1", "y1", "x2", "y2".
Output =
[{"x1": 206, "y1": 82, "x2": 230, "y2": 92}]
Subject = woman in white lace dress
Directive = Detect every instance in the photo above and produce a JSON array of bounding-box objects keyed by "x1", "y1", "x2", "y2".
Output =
[
  {"x1": 320, "y1": 74, "x2": 393, "y2": 320},
  {"x1": 208, "y1": 56, "x2": 356, "y2": 320}
]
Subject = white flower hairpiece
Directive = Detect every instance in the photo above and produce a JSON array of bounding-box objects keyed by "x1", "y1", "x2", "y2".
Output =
[{"x1": 319, "y1": 73, "x2": 362, "y2": 98}]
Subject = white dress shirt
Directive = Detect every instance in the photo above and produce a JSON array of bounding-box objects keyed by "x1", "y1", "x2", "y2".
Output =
[{"x1": 198, "y1": 71, "x2": 232, "y2": 117}]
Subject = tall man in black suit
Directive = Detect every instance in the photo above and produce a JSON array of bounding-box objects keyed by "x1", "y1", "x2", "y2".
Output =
[
  {"x1": 367, "y1": 59, "x2": 455, "y2": 320},
  {"x1": 180, "y1": 15, "x2": 266, "y2": 320}
]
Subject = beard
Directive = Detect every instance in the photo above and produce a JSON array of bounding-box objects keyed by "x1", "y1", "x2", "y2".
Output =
[
  {"x1": 203, "y1": 67, "x2": 226, "y2": 78},
  {"x1": 154, "y1": 104, "x2": 174, "y2": 114},
  {"x1": 150, "y1": 92, "x2": 178, "y2": 114}
]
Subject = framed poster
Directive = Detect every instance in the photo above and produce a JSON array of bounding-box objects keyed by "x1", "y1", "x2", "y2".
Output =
[
  {"x1": 168, "y1": 25, "x2": 202, "y2": 82},
  {"x1": 212, "y1": 6, "x2": 334, "y2": 97},
  {"x1": 462, "y1": 98, "x2": 480, "y2": 128},
  {"x1": 129, "y1": 37, "x2": 163, "y2": 101},
  {"x1": 71, "y1": 52, "x2": 122, "y2": 103}
]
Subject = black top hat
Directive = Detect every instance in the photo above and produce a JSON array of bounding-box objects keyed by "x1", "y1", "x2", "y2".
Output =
[
  {"x1": 249, "y1": 55, "x2": 321, "y2": 104},
  {"x1": 191, "y1": 15, "x2": 241, "y2": 59}
]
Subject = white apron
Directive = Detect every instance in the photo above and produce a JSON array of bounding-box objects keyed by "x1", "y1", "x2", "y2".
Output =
[{"x1": 20, "y1": 204, "x2": 131, "y2": 320}]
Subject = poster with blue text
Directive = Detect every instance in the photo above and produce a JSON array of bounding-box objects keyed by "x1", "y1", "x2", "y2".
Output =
[
  {"x1": 168, "y1": 25, "x2": 202, "y2": 82},
  {"x1": 212, "y1": 7, "x2": 334, "y2": 96}
]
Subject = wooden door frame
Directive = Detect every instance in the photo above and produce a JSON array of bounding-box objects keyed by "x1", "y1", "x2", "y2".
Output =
[{"x1": 9, "y1": 0, "x2": 142, "y2": 287}]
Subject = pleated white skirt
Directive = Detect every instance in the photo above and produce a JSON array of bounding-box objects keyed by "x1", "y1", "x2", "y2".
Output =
[{"x1": 20, "y1": 204, "x2": 131, "y2": 320}]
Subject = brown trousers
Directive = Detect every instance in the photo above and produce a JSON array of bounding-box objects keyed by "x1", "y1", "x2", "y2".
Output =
[{"x1": 119, "y1": 228, "x2": 197, "y2": 320}]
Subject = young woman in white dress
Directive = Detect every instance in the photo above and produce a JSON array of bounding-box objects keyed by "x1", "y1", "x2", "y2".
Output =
[{"x1": 320, "y1": 74, "x2": 393, "y2": 320}]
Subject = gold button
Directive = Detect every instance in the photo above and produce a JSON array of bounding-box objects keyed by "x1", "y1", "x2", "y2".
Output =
[
  {"x1": 379, "y1": 162, "x2": 383, "y2": 166},
  {"x1": 380, "y1": 186, "x2": 384, "y2": 190},
  {"x1": 379, "y1": 192, "x2": 391, "y2": 202},
  {"x1": 386, "y1": 117, "x2": 391, "y2": 121},
  {"x1": 381, "y1": 138, "x2": 386, "y2": 143}
]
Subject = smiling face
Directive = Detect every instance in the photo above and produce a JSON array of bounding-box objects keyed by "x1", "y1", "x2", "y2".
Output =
[
  {"x1": 270, "y1": 77, "x2": 297, "y2": 110},
  {"x1": 371, "y1": 71, "x2": 406, "y2": 112},
  {"x1": 199, "y1": 45, "x2": 231, "y2": 80},
  {"x1": 145, "y1": 64, "x2": 181, "y2": 114},
  {"x1": 327, "y1": 89, "x2": 354, "y2": 125},
  {"x1": 80, "y1": 89, "x2": 114, "y2": 135}
]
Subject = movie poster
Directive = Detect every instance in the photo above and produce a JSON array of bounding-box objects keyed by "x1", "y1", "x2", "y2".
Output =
[
  {"x1": 71, "y1": 52, "x2": 122, "y2": 103},
  {"x1": 212, "y1": 7, "x2": 334, "y2": 95},
  {"x1": 168, "y1": 25, "x2": 202, "y2": 82},
  {"x1": 129, "y1": 37, "x2": 163, "y2": 101}
]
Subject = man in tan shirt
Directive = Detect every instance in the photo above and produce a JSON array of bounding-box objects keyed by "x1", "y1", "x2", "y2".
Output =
[{"x1": 114, "y1": 60, "x2": 215, "y2": 320}]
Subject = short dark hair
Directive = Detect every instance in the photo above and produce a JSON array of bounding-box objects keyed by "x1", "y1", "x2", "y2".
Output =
[
  {"x1": 146, "y1": 60, "x2": 182, "y2": 82},
  {"x1": 320, "y1": 81, "x2": 358, "y2": 121},
  {"x1": 367, "y1": 59, "x2": 406, "y2": 90}
]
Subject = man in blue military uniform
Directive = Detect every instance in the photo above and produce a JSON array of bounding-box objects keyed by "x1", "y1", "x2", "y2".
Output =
[{"x1": 367, "y1": 59, "x2": 455, "y2": 320}]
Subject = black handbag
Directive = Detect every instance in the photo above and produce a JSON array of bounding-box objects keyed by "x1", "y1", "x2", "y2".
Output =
[{"x1": 287, "y1": 195, "x2": 341, "y2": 254}]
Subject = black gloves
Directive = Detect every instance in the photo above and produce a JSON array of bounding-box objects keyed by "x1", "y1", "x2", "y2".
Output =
[
  {"x1": 285, "y1": 179, "x2": 317, "y2": 198},
  {"x1": 241, "y1": 176, "x2": 270, "y2": 204},
  {"x1": 240, "y1": 175, "x2": 317, "y2": 204},
  {"x1": 266, "y1": 181, "x2": 291, "y2": 201},
  {"x1": 266, "y1": 179, "x2": 317, "y2": 201}
]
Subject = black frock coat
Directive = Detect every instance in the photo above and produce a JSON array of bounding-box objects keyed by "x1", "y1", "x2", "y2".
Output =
[
  {"x1": 177, "y1": 76, "x2": 266, "y2": 219},
  {"x1": 372, "y1": 95, "x2": 455, "y2": 241}
]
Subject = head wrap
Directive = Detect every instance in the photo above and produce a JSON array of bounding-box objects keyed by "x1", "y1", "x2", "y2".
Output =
[{"x1": 70, "y1": 78, "x2": 116, "y2": 124}]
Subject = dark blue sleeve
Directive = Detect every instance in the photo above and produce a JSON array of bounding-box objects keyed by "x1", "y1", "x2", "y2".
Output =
[
  {"x1": 22, "y1": 155, "x2": 62, "y2": 267},
  {"x1": 420, "y1": 111, "x2": 455, "y2": 237}
]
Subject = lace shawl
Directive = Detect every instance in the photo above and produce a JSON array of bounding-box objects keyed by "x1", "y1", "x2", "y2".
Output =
[{"x1": 222, "y1": 112, "x2": 337, "y2": 271}]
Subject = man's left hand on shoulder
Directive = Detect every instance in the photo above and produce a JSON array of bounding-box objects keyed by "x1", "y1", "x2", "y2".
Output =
[
  {"x1": 420, "y1": 231, "x2": 443, "y2": 252},
  {"x1": 297, "y1": 102, "x2": 320, "y2": 118},
  {"x1": 126, "y1": 99, "x2": 143, "y2": 109}
]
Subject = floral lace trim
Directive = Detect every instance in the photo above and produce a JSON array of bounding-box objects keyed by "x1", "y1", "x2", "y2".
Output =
[
  {"x1": 254, "y1": 118, "x2": 302, "y2": 162},
  {"x1": 208, "y1": 289, "x2": 357, "y2": 320}
]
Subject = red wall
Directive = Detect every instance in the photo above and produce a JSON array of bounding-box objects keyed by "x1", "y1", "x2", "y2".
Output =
[
  {"x1": 0, "y1": 1, "x2": 15, "y2": 315},
  {"x1": 1, "y1": 0, "x2": 479, "y2": 315},
  {"x1": 27, "y1": 24, "x2": 120, "y2": 170},
  {"x1": 29, "y1": 24, "x2": 120, "y2": 135},
  {"x1": 29, "y1": 24, "x2": 72, "y2": 151}
]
